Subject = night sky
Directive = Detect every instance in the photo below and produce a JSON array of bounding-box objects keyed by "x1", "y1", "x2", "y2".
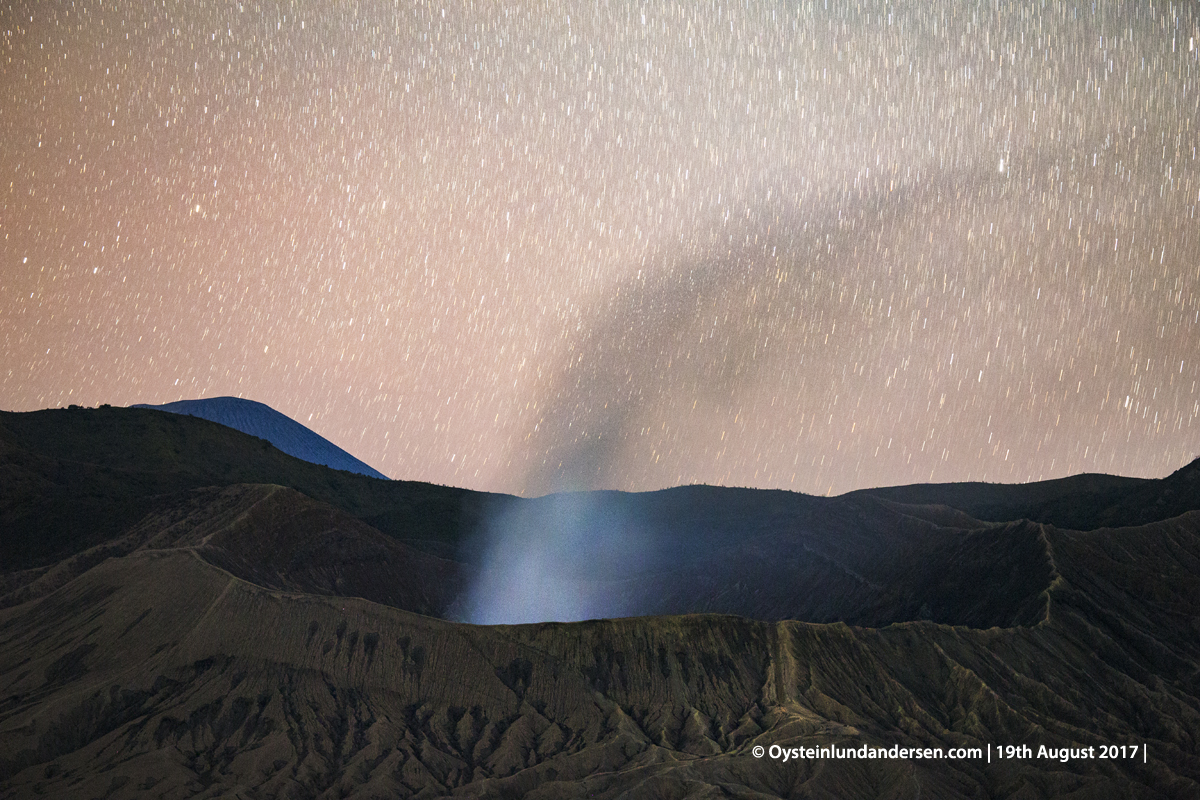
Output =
[{"x1": 3, "y1": 1, "x2": 1198, "y2": 498}]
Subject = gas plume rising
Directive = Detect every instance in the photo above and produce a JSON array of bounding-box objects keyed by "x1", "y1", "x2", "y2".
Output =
[{"x1": 461, "y1": 492, "x2": 661, "y2": 624}]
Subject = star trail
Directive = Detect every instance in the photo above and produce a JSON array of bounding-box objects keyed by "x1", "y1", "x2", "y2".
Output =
[{"x1": 3, "y1": 0, "x2": 1198, "y2": 497}]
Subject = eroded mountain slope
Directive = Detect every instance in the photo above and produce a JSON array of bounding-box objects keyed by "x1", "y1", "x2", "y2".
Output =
[{"x1": 1, "y1": 511, "x2": 1199, "y2": 798}]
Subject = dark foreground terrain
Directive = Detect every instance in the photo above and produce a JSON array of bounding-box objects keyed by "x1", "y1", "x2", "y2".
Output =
[{"x1": 2, "y1": 406, "x2": 1199, "y2": 798}]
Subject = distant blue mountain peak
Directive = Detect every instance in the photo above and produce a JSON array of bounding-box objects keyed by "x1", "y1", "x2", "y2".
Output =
[{"x1": 131, "y1": 396, "x2": 389, "y2": 480}]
